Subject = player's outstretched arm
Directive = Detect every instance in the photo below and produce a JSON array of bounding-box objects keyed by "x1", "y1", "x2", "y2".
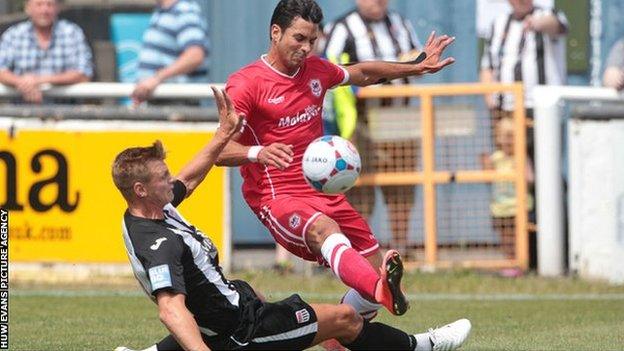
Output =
[
  {"x1": 176, "y1": 87, "x2": 242, "y2": 197},
  {"x1": 156, "y1": 291, "x2": 211, "y2": 351},
  {"x1": 345, "y1": 31, "x2": 455, "y2": 87}
]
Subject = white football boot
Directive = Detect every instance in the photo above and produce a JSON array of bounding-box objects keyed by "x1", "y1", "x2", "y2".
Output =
[{"x1": 414, "y1": 318, "x2": 472, "y2": 351}]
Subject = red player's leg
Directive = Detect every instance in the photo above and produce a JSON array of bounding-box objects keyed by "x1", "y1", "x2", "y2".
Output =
[{"x1": 308, "y1": 215, "x2": 380, "y2": 300}]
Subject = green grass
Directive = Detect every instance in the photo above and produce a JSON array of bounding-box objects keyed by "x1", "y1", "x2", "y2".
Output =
[{"x1": 10, "y1": 270, "x2": 624, "y2": 350}]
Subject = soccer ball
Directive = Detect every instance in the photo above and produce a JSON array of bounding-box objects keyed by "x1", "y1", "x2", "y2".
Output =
[{"x1": 302, "y1": 135, "x2": 361, "y2": 194}]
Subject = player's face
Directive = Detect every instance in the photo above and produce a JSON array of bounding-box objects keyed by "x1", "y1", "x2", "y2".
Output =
[
  {"x1": 26, "y1": 0, "x2": 59, "y2": 29},
  {"x1": 356, "y1": 0, "x2": 389, "y2": 21},
  {"x1": 272, "y1": 17, "x2": 319, "y2": 70},
  {"x1": 143, "y1": 160, "x2": 175, "y2": 206}
]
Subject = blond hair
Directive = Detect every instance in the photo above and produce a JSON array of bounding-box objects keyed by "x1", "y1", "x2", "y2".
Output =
[{"x1": 112, "y1": 140, "x2": 166, "y2": 200}]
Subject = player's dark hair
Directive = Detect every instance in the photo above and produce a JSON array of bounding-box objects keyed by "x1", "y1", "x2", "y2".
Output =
[
  {"x1": 270, "y1": 0, "x2": 323, "y2": 35},
  {"x1": 112, "y1": 140, "x2": 166, "y2": 200}
]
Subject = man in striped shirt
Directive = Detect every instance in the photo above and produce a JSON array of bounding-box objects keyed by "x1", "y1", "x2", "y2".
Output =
[
  {"x1": 131, "y1": 0, "x2": 210, "y2": 105},
  {"x1": 0, "y1": 0, "x2": 93, "y2": 104},
  {"x1": 480, "y1": 0, "x2": 568, "y2": 113},
  {"x1": 480, "y1": 0, "x2": 568, "y2": 240},
  {"x1": 324, "y1": 0, "x2": 423, "y2": 259}
]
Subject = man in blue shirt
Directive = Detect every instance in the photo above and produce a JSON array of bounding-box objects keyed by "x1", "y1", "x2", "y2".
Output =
[
  {"x1": 0, "y1": 0, "x2": 93, "y2": 104},
  {"x1": 131, "y1": 0, "x2": 210, "y2": 105}
]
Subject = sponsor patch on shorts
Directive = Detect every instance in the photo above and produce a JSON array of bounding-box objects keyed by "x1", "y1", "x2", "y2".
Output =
[
  {"x1": 295, "y1": 308, "x2": 310, "y2": 324},
  {"x1": 149, "y1": 264, "x2": 172, "y2": 291}
]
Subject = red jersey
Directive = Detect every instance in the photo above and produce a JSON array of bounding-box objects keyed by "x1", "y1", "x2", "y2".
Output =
[{"x1": 226, "y1": 55, "x2": 349, "y2": 211}]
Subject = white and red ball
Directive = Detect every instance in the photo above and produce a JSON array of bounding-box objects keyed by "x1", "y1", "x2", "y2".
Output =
[{"x1": 302, "y1": 135, "x2": 361, "y2": 194}]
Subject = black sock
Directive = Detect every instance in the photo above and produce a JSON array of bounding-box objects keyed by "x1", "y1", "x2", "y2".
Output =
[
  {"x1": 344, "y1": 321, "x2": 417, "y2": 350},
  {"x1": 156, "y1": 334, "x2": 182, "y2": 351}
]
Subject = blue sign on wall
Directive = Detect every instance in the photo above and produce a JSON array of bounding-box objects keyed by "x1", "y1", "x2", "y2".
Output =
[{"x1": 110, "y1": 14, "x2": 151, "y2": 84}]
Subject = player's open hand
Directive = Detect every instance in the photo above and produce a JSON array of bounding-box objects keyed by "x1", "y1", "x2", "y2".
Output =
[
  {"x1": 417, "y1": 31, "x2": 456, "y2": 74},
  {"x1": 212, "y1": 86, "x2": 243, "y2": 138},
  {"x1": 258, "y1": 143, "x2": 294, "y2": 170}
]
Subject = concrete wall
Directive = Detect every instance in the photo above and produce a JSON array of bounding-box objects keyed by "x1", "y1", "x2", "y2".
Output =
[{"x1": 568, "y1": 117, "x2": 624, "y2": 284}]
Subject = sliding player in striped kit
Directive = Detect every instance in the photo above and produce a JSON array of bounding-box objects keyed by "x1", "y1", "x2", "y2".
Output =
[{"x1": 218, "y1": 0, "x2": 454, "y2": 321}]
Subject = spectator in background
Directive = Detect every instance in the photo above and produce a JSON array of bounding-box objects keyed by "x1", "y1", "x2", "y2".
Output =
[
  {"x1": 603, "y1": 38, "x2": 624, "y2": 90},
  {"x1": 480, "y1": 0, "x2": 568, "y2": 153},
  {"x1": 324, "y1": 0, "x2": 423, "y2": 259},
  {"x1": 131, "y1": 0, "x2": 209, "y2": 106},
  {"x1": 0, "y1": 0, "x2": 93, "y2": 104},
  {"x1": 319, "y1": 22, "x2": 358, "y2": 140},
  {"x1": 481, "y1": 117, "x2": 534, "y2": 258},
  {"x1": 480, "y1": 0, "x2": 567, "y2": 242}
]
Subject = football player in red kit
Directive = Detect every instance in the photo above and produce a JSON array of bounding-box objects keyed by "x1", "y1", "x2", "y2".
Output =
[{"x1": 217, "y1": 0, "x2": 455, "y2": 319}]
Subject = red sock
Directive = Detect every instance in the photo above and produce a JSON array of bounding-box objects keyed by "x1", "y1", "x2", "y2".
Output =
[{"x1": 329, "y1": 244, "x2": 379, "y2": 300}]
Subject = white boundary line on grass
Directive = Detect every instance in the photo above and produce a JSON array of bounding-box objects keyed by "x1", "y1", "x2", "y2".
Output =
[{"x1": 11, "y1": 291, "x2": 624, "y2": 301}]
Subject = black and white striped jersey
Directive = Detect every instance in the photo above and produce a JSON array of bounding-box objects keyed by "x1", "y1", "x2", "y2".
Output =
[
  {"x1": 481, "y1": 7, "x2": 568, "y2": 110},
  {"x1": 121, "y1": 180, "x2": 250, "y2": 336},
  {"x1": 324, "y1": 9, "x2": 421, "y2": 64},
  {"x1": 324, "y1": 8, "x2": 421, "y2": 91}
]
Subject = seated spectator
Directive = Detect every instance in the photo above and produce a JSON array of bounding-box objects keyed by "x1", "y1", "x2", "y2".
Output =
[
  {"x1": 0, "y1": 0, "x2": 93, "y2": 104},
  {"x1": 603, "y1": 38, "x2": 624, "y2": 90},
  {"x1": 131, "y1": 0, "x2": 210, "y2": 106}
]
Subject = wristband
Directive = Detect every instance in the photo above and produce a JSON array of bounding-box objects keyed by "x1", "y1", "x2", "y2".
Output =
[{"x1": 247, "y1": 146, "x2": 264, "y2": 162}]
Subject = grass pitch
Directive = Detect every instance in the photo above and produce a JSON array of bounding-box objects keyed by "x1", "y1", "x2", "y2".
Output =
[{"x1": 11, "y1": 270, "x2": 624, "y2": 350}]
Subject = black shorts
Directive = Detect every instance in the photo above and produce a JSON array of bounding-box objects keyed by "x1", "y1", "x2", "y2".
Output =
[{"x1": 203, "y1": 280, "x2": 318, "y2": 350}]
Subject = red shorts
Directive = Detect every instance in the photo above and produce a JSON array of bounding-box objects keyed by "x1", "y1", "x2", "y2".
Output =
[{"x1": 256, "y1": 195, "x2": 380, "y2": 264}]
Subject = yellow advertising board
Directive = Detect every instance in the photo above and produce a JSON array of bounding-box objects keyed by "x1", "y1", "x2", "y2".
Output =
[{"x1": 0, "y1": 119, "x2": 228, "y2": 264}]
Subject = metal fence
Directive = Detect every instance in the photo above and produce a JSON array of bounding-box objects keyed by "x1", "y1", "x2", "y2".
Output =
[{"x1": 356, "y1": 83, "x2": 529, "y2": 270}]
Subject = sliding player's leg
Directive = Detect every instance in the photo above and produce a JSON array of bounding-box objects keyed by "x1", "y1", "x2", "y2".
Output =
[
  {"x1": 311, "y1": 304, "x2": 472, "y2": 351},
  {"x1": 115, "y1": 300, "x2": 471, "y2": 351}
]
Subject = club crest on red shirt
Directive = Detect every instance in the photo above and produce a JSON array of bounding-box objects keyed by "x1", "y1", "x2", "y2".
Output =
[{"x1": 309, "y1": 79, "x2": 322, "y2": 97}]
